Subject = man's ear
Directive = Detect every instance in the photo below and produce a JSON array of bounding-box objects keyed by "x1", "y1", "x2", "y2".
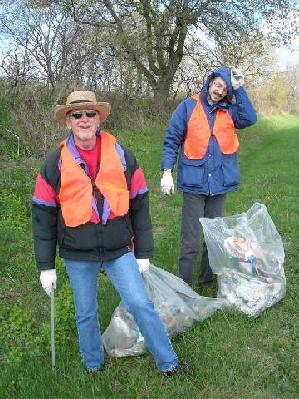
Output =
[{"x1": 65, "y1": 116, "x2": 71, "y2": 129}]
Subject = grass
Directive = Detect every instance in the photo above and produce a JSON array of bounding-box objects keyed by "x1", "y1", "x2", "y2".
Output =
[{"x1": 0, "y1": 115, "x2": 298, "y2": 398}]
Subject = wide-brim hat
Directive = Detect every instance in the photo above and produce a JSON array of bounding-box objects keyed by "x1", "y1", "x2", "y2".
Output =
[{"x1": 54, "y1": 90, "x2": 111, "y2": 125}]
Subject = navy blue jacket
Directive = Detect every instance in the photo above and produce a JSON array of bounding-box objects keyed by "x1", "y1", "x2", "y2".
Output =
[{"x1": 161, "y1": 67, "x2": 257, "y2": 195}]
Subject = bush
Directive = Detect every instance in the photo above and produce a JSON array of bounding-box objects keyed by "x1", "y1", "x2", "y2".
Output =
[
  {"x1": 0, "y1": 84, "x2": 181, "y2": 158},
  {"x1": 0, "y1": 94, "x2": 17, "y2": 158}
]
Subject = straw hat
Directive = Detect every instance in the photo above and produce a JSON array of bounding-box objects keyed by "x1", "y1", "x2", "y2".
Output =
[{"x1": 54, "y1": 90, "x2": 111, "y2": 125}]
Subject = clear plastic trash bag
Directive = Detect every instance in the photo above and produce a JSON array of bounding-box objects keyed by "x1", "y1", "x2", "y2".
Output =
[
  {"x1": 102, "y1": 264, "x2": 226, "y2": 357},
  {"x1": 102, "y1": 303, "x2": 146, "y2": 357},
  {"x1": 199, "y1": 203, "x2": 286, "y2": 317}
]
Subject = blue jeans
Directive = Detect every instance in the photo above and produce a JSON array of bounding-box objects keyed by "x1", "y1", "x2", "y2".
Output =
[{"x1": 64, "y1": 252, "x2": 178, "y2": 372}]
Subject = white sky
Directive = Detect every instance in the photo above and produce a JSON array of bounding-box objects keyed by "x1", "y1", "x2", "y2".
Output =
[
  {"x1": 263, "y1": 8, "x2": 299, "y2": 70},
  {"x1": 276, "y1": 41, "x2": 299, "y2": 70}
]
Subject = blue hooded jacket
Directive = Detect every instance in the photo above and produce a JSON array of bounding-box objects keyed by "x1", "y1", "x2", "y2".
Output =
[{"x1": 161, "y1": 67, "x2": 257, "y2": 195}]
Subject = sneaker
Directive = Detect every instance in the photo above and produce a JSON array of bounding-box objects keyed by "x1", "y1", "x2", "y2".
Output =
[
  {"x1": 198, "y1": 277, "x2": 217, "y2": 289},
  {"x1": 163, "y1": 364, "x2": 186, "y2": 377},
  {"x1": 84, "y1": 366, "x2": 104, "y2": 375}
]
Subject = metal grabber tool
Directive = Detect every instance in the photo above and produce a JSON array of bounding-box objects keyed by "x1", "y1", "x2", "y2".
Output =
[{"x1": 50, "y1": 283, "x2": 55, "y2": 370}]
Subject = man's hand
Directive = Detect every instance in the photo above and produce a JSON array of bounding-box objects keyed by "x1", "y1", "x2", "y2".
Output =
[
  {"x1": 231, "y1": 67, "x2": 245, "y2": 90},
  {"x1": 160, "y1": 169, "x2": 174, "y2": 195},
  {"x1": 136, "y1": 259, "x2": 150, "y2": 273},
  {"x1": 40, "y1": 269, "x2": 57, "y2": 296}
]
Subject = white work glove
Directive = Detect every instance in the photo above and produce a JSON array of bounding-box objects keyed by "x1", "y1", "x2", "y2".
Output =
[
  {"x1": 231, "y1": 67, "x2": 245, "y2": 90},
  {"x1": 160, "y1": 169, "x2": 174, "y2": 195},
  {"x1": 136, "y1": 259, "x2": 150, "y2": 273},
  {"x1": 40, "y1": 269, "x2": 57, "y2": 296}
]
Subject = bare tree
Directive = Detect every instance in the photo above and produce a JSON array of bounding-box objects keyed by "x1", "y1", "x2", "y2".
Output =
[
  {"x1": 0, "y1": 2, "x2": 95, "y2": 92},
  {"x1": 1, "y1": 49, "x2": 34, "y2": 91}
]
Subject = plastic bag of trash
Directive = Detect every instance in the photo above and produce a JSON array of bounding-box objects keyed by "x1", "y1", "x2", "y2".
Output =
[
  {"x1": 199, "y1": 203, "x2": 286, "y2": 317},
  {"x1": 101, "y1": 303, "x2": 146, "y2": 357},
  {"x1": 103, "y1": 264, "x2": 226, "y2": 357}
]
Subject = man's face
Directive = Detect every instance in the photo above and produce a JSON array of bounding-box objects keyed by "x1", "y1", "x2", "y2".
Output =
[
  {"x1": 208, "y1": 77, "x2": 228, "y2": 103},
  {"x1": 66, "y1": 109, "x2": 100, "y2": 149}
]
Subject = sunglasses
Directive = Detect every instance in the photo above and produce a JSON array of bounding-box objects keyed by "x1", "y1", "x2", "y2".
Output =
[{"x1": 69, "y1": 110, "x2": 98, "y2": 119}]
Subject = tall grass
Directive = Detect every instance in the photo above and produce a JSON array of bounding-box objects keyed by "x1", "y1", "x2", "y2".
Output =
[{"x1": 0, "y1": 115, "x2": 298, "y2": 399}]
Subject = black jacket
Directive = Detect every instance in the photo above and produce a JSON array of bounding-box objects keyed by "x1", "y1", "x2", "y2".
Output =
[{"x1": 32, "y1": 144, "x2": 153, "y2": 270}]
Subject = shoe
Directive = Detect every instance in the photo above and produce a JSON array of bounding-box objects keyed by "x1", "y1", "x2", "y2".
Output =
[
  {"x1": 163, "y1": 364, "x2": 186, "y2": 377},
  {"x1": 84, "y1": 366, "x2": 104, "y2": 375},
  {"x1": 198, "y1": 278, "x2": 217, "y2": 289}
]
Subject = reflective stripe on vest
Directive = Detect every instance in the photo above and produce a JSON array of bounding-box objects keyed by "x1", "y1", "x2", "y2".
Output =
[
  {"x1": 59, "y1": 131, "x2": 129, "y2": 227},
  {"x1": 184, "y1": 94, "x2": 239, "y2": 159}
]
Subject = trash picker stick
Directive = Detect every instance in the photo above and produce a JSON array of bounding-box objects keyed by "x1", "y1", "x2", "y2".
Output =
[{"x1": 50, "y1": 284, "x2": 55, "y2": 370}]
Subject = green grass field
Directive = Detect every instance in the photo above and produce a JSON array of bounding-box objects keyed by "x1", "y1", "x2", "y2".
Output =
[{"x1": 0, "y1": 115, "x2": 298, "y2": 399}]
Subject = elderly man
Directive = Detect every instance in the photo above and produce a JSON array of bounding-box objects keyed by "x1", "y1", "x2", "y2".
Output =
[
  {"x1": 160, "y1": 67, "x2": 257, "y2": 289},
  {"x1": 32, "y1": 90, "x2": 180, "y2": 375}
]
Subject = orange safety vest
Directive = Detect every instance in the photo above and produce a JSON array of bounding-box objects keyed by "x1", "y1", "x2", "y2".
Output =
[
  {"x1": 59, "y1": 131, "x2": 129, "y2": 227},
  {"x1": 184, "y1": 94, "x2": 239, "y2": 159}
]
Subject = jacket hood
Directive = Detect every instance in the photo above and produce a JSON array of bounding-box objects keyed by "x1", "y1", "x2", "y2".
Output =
[{"x1": 201, "y1": 67, "x2": 233, "y2": 105}]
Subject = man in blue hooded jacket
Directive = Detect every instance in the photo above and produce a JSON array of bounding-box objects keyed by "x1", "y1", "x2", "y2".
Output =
[{"x1": 160, "y1": 67, "x2": 257, "y2": 288}]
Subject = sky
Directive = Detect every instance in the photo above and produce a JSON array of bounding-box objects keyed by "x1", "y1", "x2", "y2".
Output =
[{"x1": 276, "y1": 41, "x2": 299, "y2": 70}]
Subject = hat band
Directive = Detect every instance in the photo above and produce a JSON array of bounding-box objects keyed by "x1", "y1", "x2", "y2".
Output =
[{"x1": 69, "y1": 100, "x2": 93, "y2": 104}]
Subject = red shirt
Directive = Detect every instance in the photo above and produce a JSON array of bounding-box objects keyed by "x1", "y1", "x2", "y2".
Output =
[{"x1": 76, "y1": 136, "x2": 101, "y2": 180}]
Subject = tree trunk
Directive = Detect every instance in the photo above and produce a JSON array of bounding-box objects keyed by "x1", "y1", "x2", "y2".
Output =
[{"x1": 153, "y1": 80, "x2": 170, "y2": 107}]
